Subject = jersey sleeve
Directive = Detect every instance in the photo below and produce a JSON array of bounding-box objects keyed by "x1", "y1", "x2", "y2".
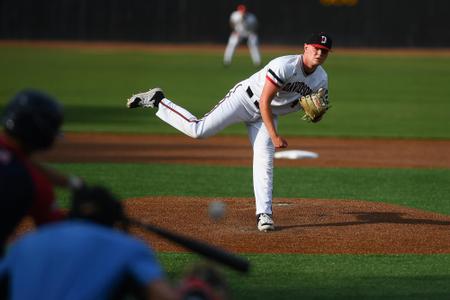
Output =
[
  {"x1": 0, "y1": 257, "x2": 7, "y2": 277},
  {"x1": 27, "y1": 165, "x2": 65, "y2": 225},
  {"x1": 245, "y1": 14, "x2": 258, "y2": 31},
  {"x1": 265, "y1": 57, "x2": 294, "y2": 88},
  {"x1": 0, "y1": 153, "x2": 34, "y2": 245},
  {"x1": 229, "y1": 11, "x2": 241, "y2": 28},
  {"x1": 127, "y1": 242, "x2": 164, "y2": 285}
]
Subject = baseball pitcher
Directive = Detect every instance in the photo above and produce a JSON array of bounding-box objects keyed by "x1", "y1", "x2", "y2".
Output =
[{"x1": 127, "y1": 32, "x2": 333, "y2": 232}]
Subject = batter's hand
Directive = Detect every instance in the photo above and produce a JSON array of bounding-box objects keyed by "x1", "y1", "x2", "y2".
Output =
[{"x1": 272, "y1": 136, "x2": 288, "y2": 148}]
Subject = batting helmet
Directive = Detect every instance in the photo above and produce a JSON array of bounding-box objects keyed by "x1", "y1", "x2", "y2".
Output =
[
  {"x1": 69, "y1": 186, "x2": 126, "y2": 228},
  {"x1": 2, "y1": 89, "x2": 63, "y2": 152}
]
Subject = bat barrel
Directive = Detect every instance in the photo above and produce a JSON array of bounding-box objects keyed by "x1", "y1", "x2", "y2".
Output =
[{"x1": 127, "y1": 218, "x2": 250, "y2": 273}]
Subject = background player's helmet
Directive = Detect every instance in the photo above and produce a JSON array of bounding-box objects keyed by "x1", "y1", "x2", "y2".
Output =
[
  {"x1": 1, "y1": 89, "x2": 63, "y2": 152},
  {"x1": 237, "y1": 4, "x2": 247, "y2": 13}
]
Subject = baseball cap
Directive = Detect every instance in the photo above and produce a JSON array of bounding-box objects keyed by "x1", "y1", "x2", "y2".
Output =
[
  {"x1": 305, "y1": 32, "x2": 333, "y2": 50},
  {"x1": 237, "y1": 4, "x2": 247, "y2": 12}
]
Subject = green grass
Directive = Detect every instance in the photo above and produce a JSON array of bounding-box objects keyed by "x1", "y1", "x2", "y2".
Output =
[
  {"x1": 53, "y1": 163, "x2": 450, "y2": 215},
  {"x1": 2, "y1": 44, "x2": 450, "y2": 299},
  {"x1": 159, "y1": 253, "x2": 450, "y2": 300},
  {"x1": 1, "y1": 45, "x2": 450, "y2": 138}
]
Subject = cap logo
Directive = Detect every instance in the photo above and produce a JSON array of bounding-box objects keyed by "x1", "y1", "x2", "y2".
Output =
[{"x1": 321, "y1": 36, "x2": 327, "y2": 44}]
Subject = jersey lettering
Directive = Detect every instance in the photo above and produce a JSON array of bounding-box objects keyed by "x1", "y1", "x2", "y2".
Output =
[{"x1": 282, "y1": 81, "x2": 312, "y2": 96}]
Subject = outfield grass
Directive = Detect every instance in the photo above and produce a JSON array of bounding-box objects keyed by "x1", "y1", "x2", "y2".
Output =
[
  {"x1": 159, "y1": 253, "x2": 450, "y2": 300},
  {"x1": 1, "y1": 45, "x2": 450, "y2": 138},
  {"x1": 2, "y1": 44, "x2": 450, "y2": 299}
]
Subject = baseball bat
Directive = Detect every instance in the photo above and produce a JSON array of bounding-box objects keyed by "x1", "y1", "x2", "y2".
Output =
[{"x1": 127, "y1": 218, "x2": 250, "y2": 273}]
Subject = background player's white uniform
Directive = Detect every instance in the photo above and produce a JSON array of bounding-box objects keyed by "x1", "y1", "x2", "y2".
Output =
[
  {"x1": 156, "y1": 55, "x2": 328, "y2": 218},
  {"x1": 224, "y1": 9, "x2": 261, "y2": 66}
]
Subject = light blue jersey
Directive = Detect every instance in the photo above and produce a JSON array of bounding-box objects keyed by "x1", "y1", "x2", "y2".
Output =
[{"x1": 0, "y1": 220, "x2": 164, "y2": 300}]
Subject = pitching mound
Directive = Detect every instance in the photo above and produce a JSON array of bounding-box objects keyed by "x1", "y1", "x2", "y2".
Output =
[{"x1": 125, "y1": 196, "x2": 450, "y2": 254}]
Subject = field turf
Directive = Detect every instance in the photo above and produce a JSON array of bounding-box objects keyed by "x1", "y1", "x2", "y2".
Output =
[
  {"x1": 1, "y1": 45, "x2": 450, "y2": 138},
  {"x1": 1, "y1": 43, "x2": 450, "y2": 299}
]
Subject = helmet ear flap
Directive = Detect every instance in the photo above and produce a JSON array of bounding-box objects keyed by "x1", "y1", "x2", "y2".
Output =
[{"x1": 2, "y1": 89, "x2": 63, "y2": 152}]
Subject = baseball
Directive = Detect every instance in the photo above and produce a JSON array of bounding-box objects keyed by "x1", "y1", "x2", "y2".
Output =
[{"x1": 208, "y1": 200, "x2": 226, "y2": 221}]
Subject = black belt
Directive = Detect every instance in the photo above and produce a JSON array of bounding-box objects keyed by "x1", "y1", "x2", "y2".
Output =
[{"x1": 246, "y1": 86, "x2": 259, "y2": 109}]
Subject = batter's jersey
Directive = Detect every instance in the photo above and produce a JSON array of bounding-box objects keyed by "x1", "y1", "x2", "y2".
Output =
[
  {"x1": 244, "y1": 55, "x2": 328, "y2": 115},
  {"x1": 0, "y1": 136, "x2": 64, "y2": 250},
  {"x1": 0, "y1": 220, "x2": 165, "y2": 300}
]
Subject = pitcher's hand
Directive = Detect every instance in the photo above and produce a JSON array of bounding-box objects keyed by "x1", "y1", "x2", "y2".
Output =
[{"x1": 272, "y1": 136, "x2": 288, "y2": 148}]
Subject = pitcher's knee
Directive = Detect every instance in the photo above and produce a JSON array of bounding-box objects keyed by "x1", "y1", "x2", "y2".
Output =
[
  {"x1": 254, "y1": 147, "x2": 275, "y2": 158},
  {"x1": 191, "y1": 128, "x2": 216, "y2": 139},
  {"x1": 189, "y1": 131, "x2": 208, "y2": 139}
]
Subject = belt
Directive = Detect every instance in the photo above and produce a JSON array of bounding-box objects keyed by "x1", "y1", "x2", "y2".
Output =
[{"x1": 246, "y1": 86, "x2": 259, "y2": 109}]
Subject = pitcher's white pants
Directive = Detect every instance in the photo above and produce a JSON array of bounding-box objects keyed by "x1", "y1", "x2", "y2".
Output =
[
  {"x1": 224, "y1": 32, "x2": 261, "y2": 66},
  {"x1": 156, "y1": 83, "x2": 275, "y2": 215}
]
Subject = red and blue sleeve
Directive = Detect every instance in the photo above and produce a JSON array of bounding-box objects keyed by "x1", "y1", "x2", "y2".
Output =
[{"x1": 27, "y1": 164, "x2": 65, "y2": 225}]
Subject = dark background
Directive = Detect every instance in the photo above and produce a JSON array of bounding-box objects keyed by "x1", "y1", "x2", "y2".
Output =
[{"x1": 1, "y1": 0, "x2": 449, "y2": 47}]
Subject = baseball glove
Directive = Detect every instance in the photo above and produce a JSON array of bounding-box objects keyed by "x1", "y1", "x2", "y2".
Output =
[
  {"x1": 178, "y1": 262, "x2": 229, "y2": 300},
  {"x1": 299, "y1": 88, "x2": 330, "y2": 123}
]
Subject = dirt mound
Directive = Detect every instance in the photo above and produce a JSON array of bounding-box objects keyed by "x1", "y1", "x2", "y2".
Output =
[{"x1": 125, "y1": 196, "x2": 450, "y2": 254}]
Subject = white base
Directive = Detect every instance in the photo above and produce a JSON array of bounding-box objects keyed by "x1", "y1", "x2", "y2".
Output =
[{"x1": 274, "y1": 149, "x2": 319, "y2": 160}]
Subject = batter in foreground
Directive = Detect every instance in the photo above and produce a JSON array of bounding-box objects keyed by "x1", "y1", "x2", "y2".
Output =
[{"x1": 127, "y1": 32, "x2": 333, "y2": 232}]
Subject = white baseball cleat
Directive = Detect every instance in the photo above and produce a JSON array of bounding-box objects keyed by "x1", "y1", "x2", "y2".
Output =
[
  {"x1": 257, "y1": 213, "x2": 275, "y2": 232},
  {"x1": 127, "y1": 87, "x2": 165, "y2": 109}
]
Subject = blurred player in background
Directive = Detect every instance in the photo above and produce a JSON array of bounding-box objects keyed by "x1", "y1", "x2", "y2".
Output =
[
  {"x1": 0, "y1": 89, "x2": 83, "y2": 255},
  {"x1": 224, "y1": 4, "x2": 261, "y2": 67}
]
